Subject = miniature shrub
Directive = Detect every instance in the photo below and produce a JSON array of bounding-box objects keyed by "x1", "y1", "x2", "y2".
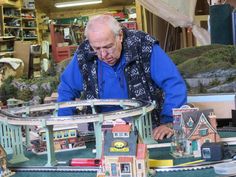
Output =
[
  {"x1": 0, "y1": 76, "x2": 18, "y2": 104},
  {"x1": 17, "y1": 88, "x2": 33, "y2": 101}
]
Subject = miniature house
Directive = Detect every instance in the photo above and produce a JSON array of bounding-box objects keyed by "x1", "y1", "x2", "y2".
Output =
[
  {"x1": 7, "y1": 98, "x2": 24, "y2": 108},
  {"x1": 31, "y1": 125, "x2": 86, "y2": 154},
  {"x1": 99, "y1": 124, "x2": 149, "y2": 177},
  {"x1": 172, "y1": 108, "x2": 221, "y2": 158}
]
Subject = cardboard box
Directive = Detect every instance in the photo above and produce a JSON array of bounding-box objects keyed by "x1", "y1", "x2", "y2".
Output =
[{"x1": 14, "y1": 41, "x2": 31, "y2": 77}]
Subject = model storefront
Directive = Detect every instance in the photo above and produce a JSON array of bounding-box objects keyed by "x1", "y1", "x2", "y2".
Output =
[
  {"x1": 99, "y1": 124, "x2": 149, "y2": 177},
  {"x1": 31, "y1": 125, "x2": 86, "y2": 154}
]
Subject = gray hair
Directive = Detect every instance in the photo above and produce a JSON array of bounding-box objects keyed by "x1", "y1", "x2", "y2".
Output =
[{"x1": 84, "y1": 15, "x2": 122, "y2": 38}]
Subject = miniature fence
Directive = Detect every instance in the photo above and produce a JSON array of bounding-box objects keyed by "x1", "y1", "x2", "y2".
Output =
[{"x1": 0, "y1": 120, "x2": 28, "y2": 163}]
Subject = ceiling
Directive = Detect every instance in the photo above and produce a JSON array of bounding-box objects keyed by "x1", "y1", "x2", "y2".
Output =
[{"x1": 35, "y1": 0, "x2": 135, "y2": 14}]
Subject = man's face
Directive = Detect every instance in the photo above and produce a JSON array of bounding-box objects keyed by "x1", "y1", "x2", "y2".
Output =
[{"x1": 88, "y1": 25, "x2": 123, "y2": 66}]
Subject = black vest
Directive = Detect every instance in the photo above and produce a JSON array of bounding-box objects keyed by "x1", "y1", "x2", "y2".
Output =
[{"x1": 76, "y1": 28, "x2": 163, "y2": 126}]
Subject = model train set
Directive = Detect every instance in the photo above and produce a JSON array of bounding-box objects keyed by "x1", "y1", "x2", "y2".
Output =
[{"x1": 0, "y1": 98, "x2": 236, "y2": 177}]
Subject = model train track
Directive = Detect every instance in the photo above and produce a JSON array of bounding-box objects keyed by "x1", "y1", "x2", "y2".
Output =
[
  {"x1": 8, "y1": 162, "x2": 217, "y2": 173},
  {"x1": 9, "y1": 159, "x2": 235, "y2": 173},
  {"x1": 0, "y1": 99, "x2": 155, "y2": 126},
  {"x1": 10, "y1": 166, "x2": 100, "y2": 172},
  {"x1": 155, "y1": 159, "x2": 234, "y2": 172}
]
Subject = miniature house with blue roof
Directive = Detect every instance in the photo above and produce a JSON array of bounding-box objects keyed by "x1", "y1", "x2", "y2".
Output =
[{"x1": 100, "y1": 124, "x2": 149, "y2": 177}]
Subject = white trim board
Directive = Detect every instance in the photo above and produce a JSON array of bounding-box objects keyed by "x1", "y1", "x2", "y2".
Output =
[{"x1": 187, "y1": 94, "x2": 236, "y2": 119}]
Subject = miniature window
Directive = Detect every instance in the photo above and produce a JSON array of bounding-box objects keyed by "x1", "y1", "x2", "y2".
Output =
[
  {"x1": 202, "y1": 147, "x2": 211, "y2": 159},
  {"x1": 114, "y1": 132, "x2": 123, "y2": 137},
  {"x1": 57, "y1": 132, "x2": 62, "y2": 139},
  {"x1": 64, "y1": 131, "x2": 69, "y2": 138},
  {"x1": 199, "y1": 128, "x2": 208, "y2": 136},
  {"x1": 111, "y1": 163, "x2": 117, "y2": 176},
  {"x1": 119, "y1": 132, "x2": 123, "y2": 137},
  {"x1": 123, "y1": 132, "x2": 129, "y2": 137},
  {"x1": 69, "y1": 130, "x2": 76, "y2": 137},
  {"x1": 42, "y1": 134, "x2": 46, "y2": 141},
  {"x1": 138, "y1": 163, "x2": 142, "y2": 169},
  {"x1": 114, "y1": 132, "x2": 129, "y2": 138},
  {"x1": 114, "y1": 132, "x2": 119, "y2": 137},
  {"x1": 187, "y1": 117, "x2": 194, "y2": 127}
]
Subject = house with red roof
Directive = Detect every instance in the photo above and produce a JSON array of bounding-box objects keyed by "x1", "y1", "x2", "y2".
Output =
[{"x1": 98, "y1": 124, "x2": 149, "y2": 177}]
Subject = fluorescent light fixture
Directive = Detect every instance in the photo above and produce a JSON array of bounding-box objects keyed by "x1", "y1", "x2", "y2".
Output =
[{"x1": 55, "y1": 0, "x2": 102, "y2": 8}]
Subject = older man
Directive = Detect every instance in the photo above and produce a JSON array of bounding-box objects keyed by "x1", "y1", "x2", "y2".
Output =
[{"x1": 57, "y1": 15, "x2": 187, "y2": 140}]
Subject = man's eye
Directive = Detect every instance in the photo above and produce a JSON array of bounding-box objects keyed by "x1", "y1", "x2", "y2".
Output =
[
  {"x1": 93, "y1": 48, "x2": 100, "y2": 51},
  {"x1": 104, "y1": 46, "x2": 112, "y2": 49}
]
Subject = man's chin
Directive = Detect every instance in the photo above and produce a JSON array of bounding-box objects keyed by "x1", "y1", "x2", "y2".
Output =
[
  {"x1": 102, "y1": 57, "x2": 119, "y2": 66},
  {"x1": 108, "y1": 62, "x2": 116, "y2": 66},
  {"x1": 106, "y1": 60, "x2": 116, "y2": 66}
]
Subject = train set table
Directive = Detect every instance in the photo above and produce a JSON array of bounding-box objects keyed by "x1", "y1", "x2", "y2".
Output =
[
  {"x1": 8, "y1": 131, "x2": 236, "y2": 177},
  {"x1": 0, "y1": 99, "x2": 236, "y2": 177}
]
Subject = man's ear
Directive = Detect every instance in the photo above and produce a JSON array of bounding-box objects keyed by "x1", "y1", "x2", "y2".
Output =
[{"x1": 119, "y1": 30, "x2": 123, "y2": 42}]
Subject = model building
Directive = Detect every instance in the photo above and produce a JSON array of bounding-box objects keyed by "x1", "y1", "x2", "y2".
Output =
[
  {"x1": 97, "y1": 123, "x2": 149, "y2": 177},
  {"x1": 171, "y1": 106, "x2": 221, "y2": 158}
]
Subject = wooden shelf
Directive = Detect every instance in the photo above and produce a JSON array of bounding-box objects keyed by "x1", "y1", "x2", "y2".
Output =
[
  {"x1": 22, "y1": 27, "x2": 36, "y2": 29},
  {"x1": 0, "y1": 51, "x2": 14, "y2": 56},
  {"x1": 5, "y1": 26, "x2": 21, "y2": 28},
  {"x1": 21, "y1": 8, "x2": 35, "y2": 10},
  {"x1": 0, "y1": 0, "x2": 21, "y2": 7},
  {"x1": 0, "y1": 39, "x2": 14, "y2": 42},
  {"x1": 3, "y1": 15, "x2": 20, "y2": 18},
  {"x1": 21, "y1": 7, "x2": 38, "y2": 42},
  {"x1": 0, "y1": 49, "x2": 13, "y2": 52},
  {"x1": 0, "y1": 35, "x2": 15, "y2": 39},
  {"x1": 23, "y1": 37, "x2": 37, "y2": 40},
  {"x1": 0, "y1": 5, "x2": 39, "y2": 42},
  {"x1": 22, "y1": 17, "x2": 36, "y2": 20},
  {"x1": 0, "y1": 39, "x2": 12, "y2": 42}
]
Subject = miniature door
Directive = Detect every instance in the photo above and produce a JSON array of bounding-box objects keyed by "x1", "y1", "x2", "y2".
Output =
[
  {"x1": 192, "y1": 140, "x2": 198, "y2": 151},
  {"x1": 120, "y1": 163, "x2": 132, "y2": 177}
]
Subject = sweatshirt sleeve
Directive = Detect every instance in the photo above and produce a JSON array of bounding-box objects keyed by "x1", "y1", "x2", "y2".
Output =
[
  {"x1": 57, "y1": 53, "x2": 83, "y2": 116},
  {"x1": 150, "y1": 44, "x2": 187, "y2": 124}
]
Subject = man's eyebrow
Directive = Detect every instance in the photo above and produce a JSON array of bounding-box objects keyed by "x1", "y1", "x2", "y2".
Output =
[{"x1": 92, "y1": 43, "x2": 113, "y2": 49}]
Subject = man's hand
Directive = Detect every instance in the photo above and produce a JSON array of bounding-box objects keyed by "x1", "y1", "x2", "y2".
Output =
[{"x1": 152, "y1": 123, "x2": 174, "y2": 140}]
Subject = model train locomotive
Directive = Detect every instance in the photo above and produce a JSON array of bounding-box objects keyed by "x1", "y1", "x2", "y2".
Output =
[{"x1": 69, "y1": 158, "x2": 102, "y2": 167}]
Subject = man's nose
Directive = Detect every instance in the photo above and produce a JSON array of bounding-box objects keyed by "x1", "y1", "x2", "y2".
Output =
[{"x1": 100, "y1": 48, "x2": 108, "y2": 58}]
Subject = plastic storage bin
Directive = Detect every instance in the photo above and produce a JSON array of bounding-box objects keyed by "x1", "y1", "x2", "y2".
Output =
[{"x1": 214, "y1": 161, "x2": 236, "y2": 175}]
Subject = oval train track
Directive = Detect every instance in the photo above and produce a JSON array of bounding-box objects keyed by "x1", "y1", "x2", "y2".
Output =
[{"x1": 0, "y1": 99, "x2": 155, "y2": 126}]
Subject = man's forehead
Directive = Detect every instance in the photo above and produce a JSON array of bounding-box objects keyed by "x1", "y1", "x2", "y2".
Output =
[
  {"x1": 89, "y1": 32, "x2": 116, "y2": 47},
  {"x1": 90, "y1": 40, "x2": 114, "y2": 48}
]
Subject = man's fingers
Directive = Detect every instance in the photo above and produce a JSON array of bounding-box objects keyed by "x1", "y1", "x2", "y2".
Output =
[
  {"x1": 159, "y1": 132, "x2": 165, "y2": 140},
  {"x1": 153, "y1": 129, "x2": 160, "y2": 140},
  {"x1": 152, "y1": 125, "x2": 174, "y2": 140},
  {"x1": 166, "y1": 130, "x2": 174, "y2": 138}
]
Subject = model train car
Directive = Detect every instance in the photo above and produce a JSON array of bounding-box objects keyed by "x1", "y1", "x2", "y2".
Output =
[{"x1": 69, "y1": 158, "x2": 102, "y2": 167}]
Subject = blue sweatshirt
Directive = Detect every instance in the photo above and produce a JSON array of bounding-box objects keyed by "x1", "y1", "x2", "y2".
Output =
[{"x1": 57, "y1": 44, "x2": 187, "y2": 123}]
